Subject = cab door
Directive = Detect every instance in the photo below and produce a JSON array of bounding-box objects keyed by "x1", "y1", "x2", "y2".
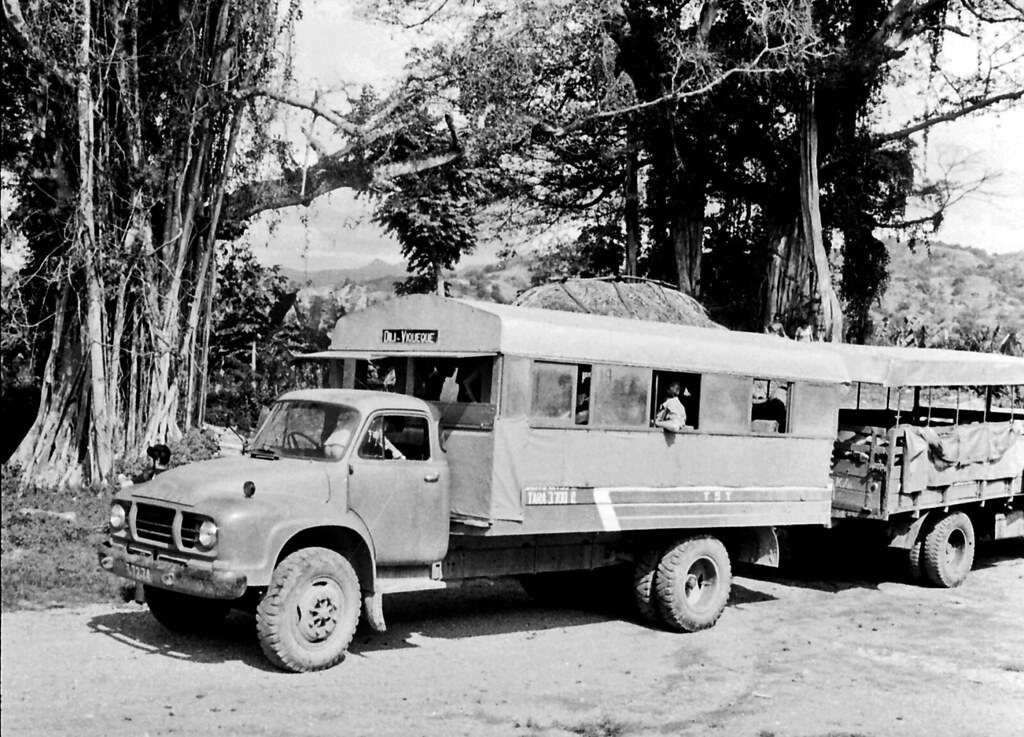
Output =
[{"x1": 346, "y1": 412, "x2": 450, "y2": 564}]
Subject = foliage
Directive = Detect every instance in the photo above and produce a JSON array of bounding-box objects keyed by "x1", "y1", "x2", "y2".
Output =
[
  {"x1": 389, "y1": 0, "x2": 1022, "y2": 339},
  {"x1": 369, "y1": 110, "x2": 483, "y2": 294},
  {"x1": 204, "y1": 244, "x2": 329, "y2": 430},
  {"x1": 113, "y1": 427, "x2": 223, "y2": 482},
  {"x1": 3, "y1": 0, "x2": 300, "y2": 485},
  {"x1": 530, "y1": 222, "x2": 626, "y2": 286}
]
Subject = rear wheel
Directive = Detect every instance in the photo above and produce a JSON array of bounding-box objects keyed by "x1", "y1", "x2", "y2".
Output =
[
  {"x1": 906, "y1": 537, "x2": 924, "y2": 583},
  {"x1": 144, "y1": 586, "x2": 230, "y2": 634},
  {"x1": 655, "y1": 536, "x2": 731, "y2": 632},
  {"x1": 921, "y1": 511, "x2": 975, "y2": 588},
  {"x1": 632, "y1": 547, "x2": 663, "y2": 625},
  {"x1": 256, "y1": 547, "x2": 361, "y2": 672}
]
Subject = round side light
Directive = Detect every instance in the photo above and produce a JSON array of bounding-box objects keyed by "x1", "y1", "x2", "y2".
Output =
[
  {"x1": 109, "y1": 504, "x2": 127, "y2": 531},
  {"x1": 243, "y1": 480, "x2": 256, "y2": 498}
]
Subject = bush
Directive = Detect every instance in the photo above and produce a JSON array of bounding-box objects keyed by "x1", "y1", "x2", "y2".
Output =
[
  {"x1": 0, "y1": 465, "x2": 121, "y2": 610},
  {"x1": 114, "y1": 427, "x2": 223, "y2": 482}
]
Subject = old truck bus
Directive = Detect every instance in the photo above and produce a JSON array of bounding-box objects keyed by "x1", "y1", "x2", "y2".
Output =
[
  {"x1": 826, "y1": 342, "x2": 1024, "y2": 587},
  {"x1": 100, "y1": 295, "x2": 850, "y2": 671}
]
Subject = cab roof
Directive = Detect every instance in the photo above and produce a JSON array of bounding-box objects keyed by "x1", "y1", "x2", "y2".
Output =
[{"x1": 277, "y1": 388, "x2": 437, "y2": 415}]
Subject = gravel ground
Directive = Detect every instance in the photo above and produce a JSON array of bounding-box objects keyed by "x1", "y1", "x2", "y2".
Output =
[{"x1": 2, "y1": 540, "x2": 1023, "y2": 737}]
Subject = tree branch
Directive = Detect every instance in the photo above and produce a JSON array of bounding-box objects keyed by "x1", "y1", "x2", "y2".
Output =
[
  {"x1": 2, "y1": 0, "x2": 74, "y2": 87},
  {"x1": 563, "y1": 42, "x2": 791, "y2": 134},
  {"x1": 875, "y1": 88, "x2": 1024, "y2": 142}
]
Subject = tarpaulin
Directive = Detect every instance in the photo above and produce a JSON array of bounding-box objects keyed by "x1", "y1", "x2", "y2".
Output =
[{"x1": 902, "y1": 421, "x2": 1024, "y2": 494}]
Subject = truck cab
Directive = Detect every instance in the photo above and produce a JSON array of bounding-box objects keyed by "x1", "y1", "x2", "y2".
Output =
[{"x1": 99, "y1": 389, "x2": 449, "y2": 671}]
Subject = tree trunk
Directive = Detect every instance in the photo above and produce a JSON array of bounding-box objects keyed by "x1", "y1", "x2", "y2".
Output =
[
  {"x1": 77, "y1": 0, "x2": 114, "y2": 481},
  {"x1": 762, "y1": 219, "x2": 814, "y2": 331},
  {"x1": 798, "y1": 86, "x2": 843, "y2": 342},
  {"x1": 624, "y1": 125, "x2": 641, "y2": 277},
  {"x1": 672, "y1": 186, "x2": 705, "y2": 296}
]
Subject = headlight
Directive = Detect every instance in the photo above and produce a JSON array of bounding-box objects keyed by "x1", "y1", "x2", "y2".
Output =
[
  {"x1": 197, "y1": 520, "x2": 218, "y2": 549},
  {"x1": 109, "y1": 504, "x2": 127, "y2": 531}
]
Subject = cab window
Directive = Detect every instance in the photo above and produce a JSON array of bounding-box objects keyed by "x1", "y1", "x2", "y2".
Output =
[{"x1": 358, "y1": 414, "x2": 431, "y2": 461}]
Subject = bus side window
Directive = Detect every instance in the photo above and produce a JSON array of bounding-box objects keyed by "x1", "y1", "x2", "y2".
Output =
[
  {"x1": 651, "y1": 371, "x2": 701, "y2": 430},
  {"x1": 751, "y1": 379, "x2": 789, "y2": 433},
  {"x1": 531, "y1": 362, "x2": 589, "y2": 422}
]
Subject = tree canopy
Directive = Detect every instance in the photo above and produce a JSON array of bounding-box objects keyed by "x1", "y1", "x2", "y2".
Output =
[{"x1": 2, "y1": 0, "x2": 1020, "y2": 485}]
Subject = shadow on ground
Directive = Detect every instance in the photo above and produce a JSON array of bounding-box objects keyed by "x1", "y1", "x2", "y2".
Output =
[
  {"x1": 86, "y1": 608, "x2": 273, "y2": 670},
  {"x1": 747, "y1": 530, "x2": 1023, "y2": 594},
  {"x1": 86, "y1": 538, "x2": 1020, "y2": 669}
]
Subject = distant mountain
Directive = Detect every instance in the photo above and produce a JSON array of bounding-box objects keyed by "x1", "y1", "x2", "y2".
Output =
[
  {"x1": 872, "y1": 241, "x2": 1024, "y2": 337},
  {"x1": 280, "y1": 259, "x2": 406, "y2": 288},
  {"x1": 285, "y1": 241, "x2": 1024, "y2": 343}
]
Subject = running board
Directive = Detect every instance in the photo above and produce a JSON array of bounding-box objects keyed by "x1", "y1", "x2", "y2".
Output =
[
  {"x1": 376, "y1": 577, "x2": 449, "y2": 594},
  {"x1": 375, "y1": 563, "x2": 449, "y2": 595}
]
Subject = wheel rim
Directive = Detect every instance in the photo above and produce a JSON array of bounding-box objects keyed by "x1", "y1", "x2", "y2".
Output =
[
  {"x1": 295, "y1": 577, "x2": 343, "y2": 644},
  {"x1": 683, "y1": 556, "x2": 719, "y2": 611},
  {"x1": 944, "y1": 528, "x2": 968, "y2": 574}
]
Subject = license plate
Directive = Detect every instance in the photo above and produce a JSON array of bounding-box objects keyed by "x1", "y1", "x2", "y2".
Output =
[{"x1": 125, "y1": 562, "x2": 152, "y2": 583}]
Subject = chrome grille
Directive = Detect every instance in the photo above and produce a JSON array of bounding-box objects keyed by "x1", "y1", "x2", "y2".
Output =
[
  {"x1": 134, "y1": 503, "x2": 175, "y2": 546},
  {"x1": 180, "y1": 512, "x2": 200, "y2": 549}
]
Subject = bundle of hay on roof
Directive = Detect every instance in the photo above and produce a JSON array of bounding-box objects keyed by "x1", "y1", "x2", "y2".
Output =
[{"x1": 514, "y1": 277, "x2": 721, "y2": 328}]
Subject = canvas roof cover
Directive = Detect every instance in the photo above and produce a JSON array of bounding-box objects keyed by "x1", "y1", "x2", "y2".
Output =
[
  {"x1": 325, "y1": 295, "x2": 849, "y2": 384},
  {"x1": 822, "y1": 342, "x2": 1024, "y2": 387}
]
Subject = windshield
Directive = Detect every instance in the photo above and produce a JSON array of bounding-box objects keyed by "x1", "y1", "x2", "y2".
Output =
[{"x1": 250, "y1": 401, "x2": 360, "y2": 460}]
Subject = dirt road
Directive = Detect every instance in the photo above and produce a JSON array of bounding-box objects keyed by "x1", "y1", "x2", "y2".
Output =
[{"x1": 3, "y1": 541, "x2": 1023, "y2": 737}]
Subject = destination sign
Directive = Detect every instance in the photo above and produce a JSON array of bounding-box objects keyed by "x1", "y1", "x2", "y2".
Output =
[{"x1": 382, "y1": 329, "x2": 439, "y2": 345}]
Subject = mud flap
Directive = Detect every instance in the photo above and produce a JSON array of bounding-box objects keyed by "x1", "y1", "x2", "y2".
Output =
[
  {"x1": 888, "y1": 513, "x2": 932, "y2": 550},
  {"x1": 730, "y1": 527, "x2": 780, "y2": 567},
  {"x1": 363, "y1": 592, "x2": 387, "y2": 633}
]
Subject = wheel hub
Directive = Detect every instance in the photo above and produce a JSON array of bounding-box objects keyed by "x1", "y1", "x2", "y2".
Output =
[
  {"x1": 944, "y1": 530, "x2": 967, "y2": 572},
  {"x1": 683, "y1": 557, "x2": 718, "y2": 609},
  {"x1": 296, "y1": 579, "x2": 342, "y2": 643}
]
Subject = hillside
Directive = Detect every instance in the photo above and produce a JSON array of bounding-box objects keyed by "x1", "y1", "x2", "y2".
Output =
[
  {"x1": 286, "y1": 242, "x2": 1024, "y2": 343},
  {"x1": 872, "y1": 241, "x2": 1024, "y2": 339}
]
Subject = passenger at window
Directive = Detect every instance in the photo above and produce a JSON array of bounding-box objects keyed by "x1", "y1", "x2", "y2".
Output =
[
  {"x1": 382, "y1": 366, "x2": 397, "y2": 392},
  {"x1": 575, "y1": 392, "x2": 590, "y2": 424},
  {"x1": 655, "y1": 382, "x2": 687, "y2": 431}
]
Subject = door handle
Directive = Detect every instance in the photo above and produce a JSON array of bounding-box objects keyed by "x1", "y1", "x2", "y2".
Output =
[{"x1": 424, "y1": 472, "x2": 440, "y2": 483}]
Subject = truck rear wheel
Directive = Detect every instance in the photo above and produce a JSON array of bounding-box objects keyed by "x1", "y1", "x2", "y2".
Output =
[
  {"x1": 906, "y1": 537, "x2": 924, "y2": 582},
  {"x1": 655, "y1": 536, "x2": 731, "y2": 632},
  {"x1": 632, "y1": 547, "x2": 663, "y2": 625},
  {"x1": 921, "y1": 511, "x2": 975, "y2": 588},
  {"x1": 144, "y1": 585, "x2": 230, "y2": 634},
  {"x1": 256, "y1": 547, "x2": 361, "y2": 672}
]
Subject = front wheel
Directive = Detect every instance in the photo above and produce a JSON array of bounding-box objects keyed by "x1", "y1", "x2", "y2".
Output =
[
  {"x1": 655, "y1": 536, "x2": 731, "y2": 632},
  {"x1": 256, "y1": 547, "x2": 361, "y2": 672},
  {"x1": 921, "y1": 511, "x2": 975, "y2": 588},
  {"x1": 144, "y1": 586, "x2": 230, "y2": 634}
]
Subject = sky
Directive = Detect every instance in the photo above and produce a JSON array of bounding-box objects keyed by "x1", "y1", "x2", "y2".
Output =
[{"x1": 246, "y1": 0, "x2": 1024, "y2": 272}]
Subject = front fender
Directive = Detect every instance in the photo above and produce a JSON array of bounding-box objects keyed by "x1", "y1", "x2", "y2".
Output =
[{"x1": 209, "y1": 498, "x2": 376, "y2": 588}]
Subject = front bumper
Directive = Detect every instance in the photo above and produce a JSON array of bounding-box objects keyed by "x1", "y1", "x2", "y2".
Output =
[{"x1": 97, "y1": 541, "x2": 247, "y2": 600}]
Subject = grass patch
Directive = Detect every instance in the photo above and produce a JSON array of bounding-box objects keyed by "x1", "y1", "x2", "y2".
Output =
[{"x1": 1, "y1": 467, "x2": 122, "y2": 610}]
